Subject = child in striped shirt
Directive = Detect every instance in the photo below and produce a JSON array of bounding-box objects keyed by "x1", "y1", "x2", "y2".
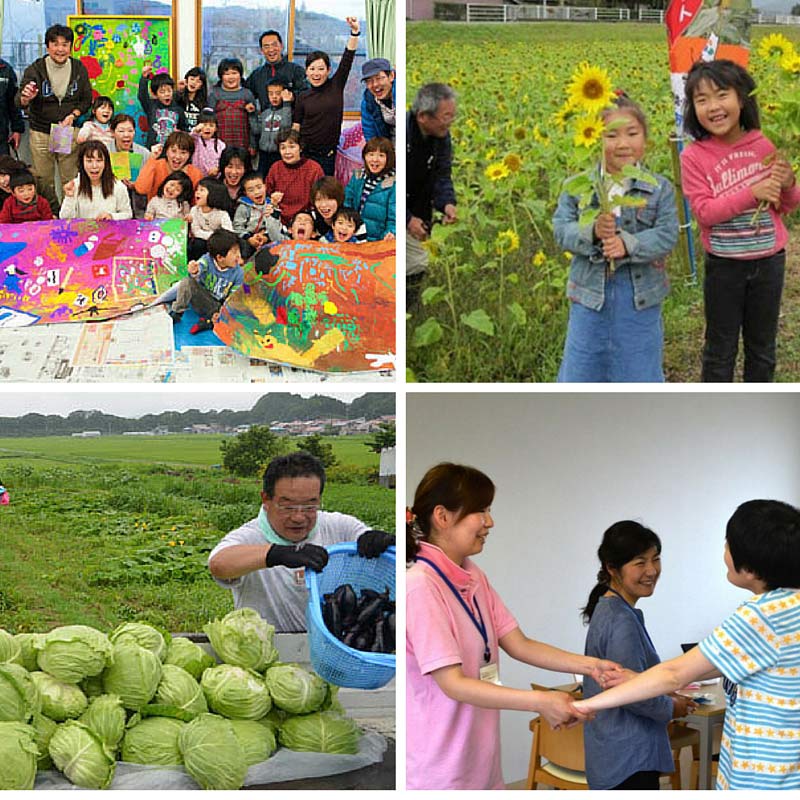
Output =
[
  {"x1": 573, "y1": 499, "x2": 800, "y2": 790},
  {"x1": 680, "y1": 60, "x2": 800, "y2": 383}
]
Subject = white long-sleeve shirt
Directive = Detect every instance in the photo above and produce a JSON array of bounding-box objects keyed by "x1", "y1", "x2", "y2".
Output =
[{"x1": 59, "y1": 180, "x2": 133, "y2": 220}]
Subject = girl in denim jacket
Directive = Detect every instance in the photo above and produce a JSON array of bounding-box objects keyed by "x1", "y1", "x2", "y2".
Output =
[{"x1": 553, "y1": 96, "x2": 678, "y2": 382}]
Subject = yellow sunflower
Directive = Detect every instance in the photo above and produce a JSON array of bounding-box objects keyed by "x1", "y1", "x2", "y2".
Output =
[
  {"x1": 780, "y1": 52, "x2": 800, "y2": 75},
  {"x1": 573, "y1": 115, "x2": 605, "y2": 148},
  {"x1": 552, "y1": 104, "x2": 576, "y2": 131},
  {"x1": 513, "y1": 126, "x2": 527, "y2": 141},
  {"x1": 758, "y1": 33, "x2": 795, "y2": 61},
  {"x1": 485, "y1": 161, "x2": 510, "y2": 181},
  {"x1": 567, "y1": 62, "x2": 616, "y2": 115},
  {"x1": 503, "y1": 153, "x2": 523, "y2": 172},
  {"x1": 532, "y1": 251, "x2": 547, "y2": 267},
  {"x1": 496, "y1": 229, "x2": 520, "y2": 254}
]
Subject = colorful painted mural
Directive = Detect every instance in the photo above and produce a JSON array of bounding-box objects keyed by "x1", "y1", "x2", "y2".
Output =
[
  {"x1": 214, "y1": 241, "x2": 396, "y2": 373},
  {"x1": 68, "y1": 16, "x2": 172, "y2": 146},
  {"x1": 0, "y1": 219, "x2": 186, "y2": 326}
]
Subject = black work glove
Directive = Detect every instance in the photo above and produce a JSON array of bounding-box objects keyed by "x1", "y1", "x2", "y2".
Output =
[
  {"x1": 265, "y1": 543, "x2": 329, "y2": 571},
  {"x1": 357, "y1": 530, "x2": 395, "y2": 559}
]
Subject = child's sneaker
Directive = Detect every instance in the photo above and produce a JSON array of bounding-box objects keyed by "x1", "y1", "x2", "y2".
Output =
[
  {"x1": 190, "y1": 318, "x2": 214, "y2": 335},
  {"x1": 169, "y1": 309, "x2": 183, "y2": 324}
]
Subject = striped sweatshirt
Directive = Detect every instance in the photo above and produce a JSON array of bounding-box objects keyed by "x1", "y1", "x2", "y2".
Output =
[
  {"x1": 699, "y1": 588, "x2": 800, "y2": 789},
  {"x1": 681, "y1": 130, "x2": 800, "y2": 260}
]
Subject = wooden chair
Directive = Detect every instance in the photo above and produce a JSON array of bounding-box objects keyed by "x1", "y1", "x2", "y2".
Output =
[
  {"x1": 663, "y1": 721, "x2": 701, "y2": 790},
  {"x1": 525, "y1": 716, "x2": 589, "y2": 790}
]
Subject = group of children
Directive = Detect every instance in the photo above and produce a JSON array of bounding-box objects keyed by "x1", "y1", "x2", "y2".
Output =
[
  {"x1": 555, "y1": 59, "x2": 799, "y2": 383},
  {"x1": 0, "y1": 35, "x2": 397, "y2": 338}
]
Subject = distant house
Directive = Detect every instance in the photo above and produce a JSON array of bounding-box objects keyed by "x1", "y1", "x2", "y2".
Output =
[{"x1": 379, "y1": 446, "x2": 396, "y2": 489}]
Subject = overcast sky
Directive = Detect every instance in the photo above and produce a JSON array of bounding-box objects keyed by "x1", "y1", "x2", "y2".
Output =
[{"x1": 0, "y1": 389, "x2": 369, "y2": 419}]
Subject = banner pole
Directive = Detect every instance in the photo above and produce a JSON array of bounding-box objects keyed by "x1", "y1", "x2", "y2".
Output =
[{"x1": 669, "y1": 132, "x2": 697, "y2": 282}]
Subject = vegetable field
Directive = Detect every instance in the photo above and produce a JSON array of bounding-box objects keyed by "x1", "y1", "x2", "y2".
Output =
[
  {"x1": 407, "y1": 22, "x2": 800, "y2": 383},
  {"x1": 0, "y1": 436, "x2": 393, "y2": 633}
]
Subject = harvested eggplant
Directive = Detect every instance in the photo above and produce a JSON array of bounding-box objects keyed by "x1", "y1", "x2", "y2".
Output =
[{"x1": 321, "y1": 583, "x2": 396, "y2": 654}]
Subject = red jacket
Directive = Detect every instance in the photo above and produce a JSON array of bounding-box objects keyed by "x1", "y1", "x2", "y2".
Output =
[{"x1": 0, "y1": 195, "x2": 53, "y2": 223}]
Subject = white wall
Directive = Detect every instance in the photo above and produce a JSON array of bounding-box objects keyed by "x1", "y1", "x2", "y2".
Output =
[{"x1": 406, "y1": 391, "x2": 800, "y2": 785}]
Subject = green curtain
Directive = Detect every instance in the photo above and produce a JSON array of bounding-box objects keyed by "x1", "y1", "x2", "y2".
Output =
[{"x1": 365, "y1": 0, "x2": 395, "y2": 63}]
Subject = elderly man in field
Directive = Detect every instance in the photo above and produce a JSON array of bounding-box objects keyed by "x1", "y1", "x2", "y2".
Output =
[
  {"x1": 406, "y1": 83, "x2": 457, "y2": 308},
  {"x1": 208, "y1": 451, "x2": 394, "y2": 632}
]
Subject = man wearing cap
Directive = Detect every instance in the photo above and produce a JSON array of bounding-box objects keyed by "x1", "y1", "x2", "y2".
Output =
[
  {"x1": 208, "y1": 451, "x2": 394, "y2": 631},
  {"x1": 360, "y1": 58, "x2": 395, "y2": 144}
]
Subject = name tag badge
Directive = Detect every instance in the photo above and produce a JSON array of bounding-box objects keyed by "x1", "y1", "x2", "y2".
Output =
[
  {"x1": 480, "y1": 662, "x2": 502, "y2": 685},
  {"x1": 293, "y1": 567, "x2": 305, "y2": 586}
]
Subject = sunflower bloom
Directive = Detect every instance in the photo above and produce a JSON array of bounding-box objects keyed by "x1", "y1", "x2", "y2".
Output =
[
  {"x1": 496, "y1": 229, "x2": 520, "y2": 254},
  {"x1": 567, "y1": 62, "x2": 616, "y2": 114},
  {"x1": 552, "y1": 104, "x2": 575, "y2": 131},
  {"x1": 513, "y1": 126, "x2": 527, "y2": 141},
  {"x1": 573, "y1": 115, "x2": 604, "y2": 148},
  {"x1": 758, "y1": 33, "x2": 795, "y2": 61},
  {"x1": 485, "y1": 161, "x2": 510, "y2": 181},
  {"x1": 780, "y1": 52, "x2": 800, "y2": 75},
  {"x1": 532, "y1": 251, "x2": 547, "y2": 267},
  {"x1": 503, "y1": 153, "x2": 523, "y2": 172}
]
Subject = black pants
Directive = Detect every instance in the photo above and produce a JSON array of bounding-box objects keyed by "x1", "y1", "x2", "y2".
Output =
[
  {"x1": 257, "y1": 149, "x2": 281, "y2": 179},
  {"x1": 305, "y1": 146, "x2": 336, "y2": 177},
  {"x1": 702, "y1": 249, "x2": 785, "y2": 382},
  {"x1": 611, "y1": 770, "x2": 660, "y2": 790}
]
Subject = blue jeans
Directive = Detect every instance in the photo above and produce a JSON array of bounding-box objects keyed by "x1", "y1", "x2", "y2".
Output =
[
  {"x1": 558, "y1": 266, "x2": 664, "y2": 383},
  {"x1": 702, "y1": 250, "x2": 785, "y2": 383}
]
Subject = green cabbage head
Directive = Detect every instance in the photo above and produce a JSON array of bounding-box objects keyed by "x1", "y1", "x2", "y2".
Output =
[
  {"x1": 0, "y1": 663, "x2": 40, "y2": 722},
  {"x1": 279, "y1": 710, "x2": 361, "y2": 754},
  {"x1": 49, "y1": 720, "x2": 116, "y2": 789},
  {"x1": 204, "y1": 608, "x2": 278, "y2": 671},
  {"x1": 179, "y1": 713, "x2": 248, "y2": 789},
  {"x1": 31, "y1": 712, "x2": 57, "y2": 770},
  {"x1": 201, "y1": 664, "x2": 272, "y2": 720},
  {"x1": 35, "y1": 625, "x2": 112, "y2": 683},
  {"x1": 121, "y1": 716, "x2": 185, "y2": 765},
  {"x1": 154, "y1": 664, "x2": 208, "y2": 717},
  {"x1": 264, "y1": 663, "x2": 328, "y2": 715},
  {"x1": 164, "y1": 637, "x2": 215, "y2": 680},
  {"x1": 31, "y1": 671, "x2": 87, "y2": 721},
  {"x1": 0, "y1": 629, "x2": 21, "y2": 665},
  {"x1": 230, "y1": 718, "x2": 277, "y2": 766},
  {"x1": 14, "y1": 633, "x2": 43, "y2": 672},
  {"x1": 0, "y1": 721, "x2": 38, "y2": 789},
  {"x1": 79, "y1": 693, "x2": 126, "y2": 750},
  {"x1": 110, "y1": 622, "x2": 168, "y2": 662},
  {"x1": 102, "y1": 640, "x2": 162, "y2": 711}
]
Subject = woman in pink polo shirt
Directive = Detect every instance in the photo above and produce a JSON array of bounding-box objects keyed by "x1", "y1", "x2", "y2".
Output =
[{"x1": 406, "y1": 463, "x2": 623, "y2": 790}]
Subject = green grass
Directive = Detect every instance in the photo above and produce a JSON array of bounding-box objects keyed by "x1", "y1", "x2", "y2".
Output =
[
  {"x1": 0, "y1": 434, "x2": 378, "y2": 468},
  {"x1": 0, "y1": 438, "x2": 392, "y2": 634}
]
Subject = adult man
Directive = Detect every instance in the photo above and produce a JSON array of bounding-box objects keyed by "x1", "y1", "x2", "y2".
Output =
[
  {"x1": 360, "y1": 58, "x2": 395, "y2": 144},
  {"x1": 15, "y1": 24, "x2": 92, "y2": 213},
  {"x1": 406, "y1": 83, "x2": 457, "y2": 307},
  {"x1": 245, "y1": 30, "x2": 308, "y2": 113},
  {"x1": 0, "y1": 58, "x2": 24, "y2": 156},
  {"x1": 208, "y1": 452, "x2": 394, "y2": 631}
]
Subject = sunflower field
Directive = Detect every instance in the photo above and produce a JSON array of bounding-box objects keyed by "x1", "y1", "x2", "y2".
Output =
[{"x1": 407, "y1": 22, "x2": 800, "y2": 383}]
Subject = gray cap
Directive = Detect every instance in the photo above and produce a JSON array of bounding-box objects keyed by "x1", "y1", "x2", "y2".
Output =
[{"x1": 361, "y1": 58, "x2": 393, "y2": 81}]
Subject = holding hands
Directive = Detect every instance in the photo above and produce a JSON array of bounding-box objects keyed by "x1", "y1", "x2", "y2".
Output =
[{"x1": 538, "y1": 690, "x2": 593, "y2": 730}]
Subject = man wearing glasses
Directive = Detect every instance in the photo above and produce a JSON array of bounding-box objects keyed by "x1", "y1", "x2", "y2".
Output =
[
  {"x1": 208, "y1": 451, "x2": 393, "y2": 631},
  {"x1": 246, "y1": 30, "x2": 309, "y2": 114}
]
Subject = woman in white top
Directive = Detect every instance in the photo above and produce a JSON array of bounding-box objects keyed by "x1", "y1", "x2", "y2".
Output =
[{"x1": 60, "y1": 140, "x2": 132, "y2": 220}]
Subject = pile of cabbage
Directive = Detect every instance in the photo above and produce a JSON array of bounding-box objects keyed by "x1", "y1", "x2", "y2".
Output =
[{"x1": 0, "y1": 610, "x2": 361, "y2": 790}]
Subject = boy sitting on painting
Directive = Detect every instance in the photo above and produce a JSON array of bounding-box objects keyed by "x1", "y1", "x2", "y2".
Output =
[
  {"x1": 0, "y1": 170, "x2": 53, "y2": 223},
  {"x1": 169, "y1": 228, "x2": 244, "y2": 334},
  {"x1": 233, "y1": 172, "x2": 283, "y2": 261}
]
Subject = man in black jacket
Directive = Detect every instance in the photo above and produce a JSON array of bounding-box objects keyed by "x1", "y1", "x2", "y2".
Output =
[
  {"x1": 406, "y1": 83, "x2": 457, "y2": 307},
  {"x1": 245, "y1": 30, "x2": 309, "y2": 113},
  {"x1": 15, "y1": 24, "x2": 92, "y2": 213},
  {"x1": 0, "y1": 59, "x2": 24, "y2": 157}
]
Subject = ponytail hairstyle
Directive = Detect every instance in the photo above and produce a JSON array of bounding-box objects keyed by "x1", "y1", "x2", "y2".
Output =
[
  {"x1": 407, "y1": 463, "x2": 495, "y2": 560},
  {"x1": 581, "y1": 520, "x2": 661, "y2": 624}
]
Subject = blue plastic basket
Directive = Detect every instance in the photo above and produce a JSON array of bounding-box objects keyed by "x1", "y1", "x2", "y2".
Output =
[{"x1": 305, "y1": 542, "x2": 396, "y2": 689}]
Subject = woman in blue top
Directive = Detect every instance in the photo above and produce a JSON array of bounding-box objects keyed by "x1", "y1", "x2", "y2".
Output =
[{"x1": 581, "y1": 521, "x2": 697, "y2": 790}]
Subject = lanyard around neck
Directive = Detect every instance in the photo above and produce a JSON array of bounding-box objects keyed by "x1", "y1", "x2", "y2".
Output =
[
  {"x1": 416, "y1": 556, "x2": 491, "y2": 664},
  {"x1": 605, "y1": 587, "x2": 656, "y2": 652}
]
